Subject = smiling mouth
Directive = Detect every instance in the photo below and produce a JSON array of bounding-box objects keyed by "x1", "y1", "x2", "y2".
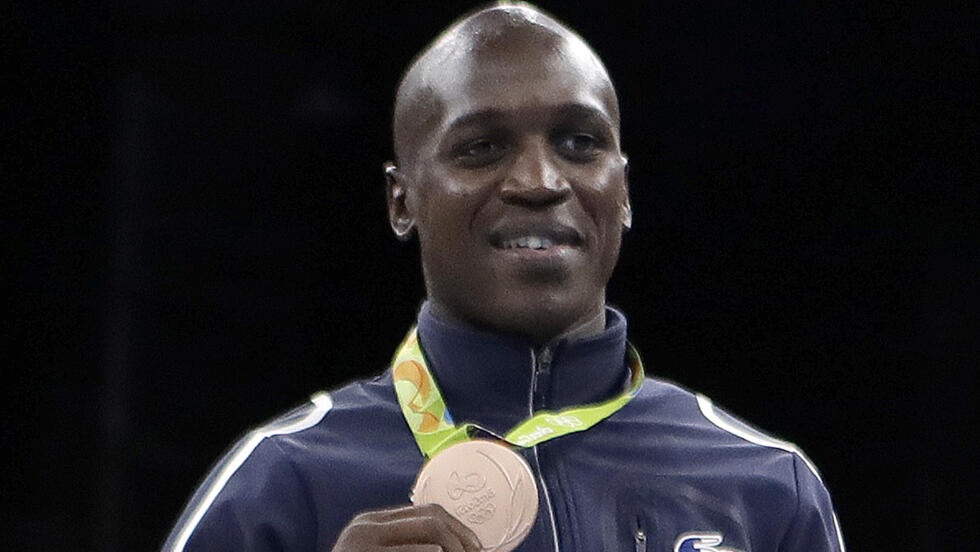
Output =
[
  {"x1": 499, "y1": 235, "x2": 560, "y2": 250},
  {"x1": 489, "y1": 225, "x2": 583, "y2": 252}
]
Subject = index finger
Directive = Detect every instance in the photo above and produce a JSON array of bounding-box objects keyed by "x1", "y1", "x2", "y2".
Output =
[{"x1": 415, "y1": 503, "x2": 483, "y2": 552}]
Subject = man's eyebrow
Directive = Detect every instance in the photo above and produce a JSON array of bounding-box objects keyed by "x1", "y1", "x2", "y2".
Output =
[
  {"x1": 445, "y1": 103, "x2": 615, "y2": 133},
  {"x1": 552, "y1": 102, "x2": 615, "y2": 127},
  {"x1": 445, "y1": 109, "x2": 507, "y2": 133}
]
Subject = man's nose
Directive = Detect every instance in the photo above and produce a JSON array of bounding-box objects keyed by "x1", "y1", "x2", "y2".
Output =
[{"x1": 499, "y1": 140, "x2": 571, "y2": 207}]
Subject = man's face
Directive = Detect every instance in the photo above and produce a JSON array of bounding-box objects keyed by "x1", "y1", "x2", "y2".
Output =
[{"x1": 394, "y1": 36, "x2": 628, "y2": 341}]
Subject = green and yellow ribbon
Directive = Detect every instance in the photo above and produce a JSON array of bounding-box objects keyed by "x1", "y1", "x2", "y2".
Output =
[{"x1": 392, "y1": 328, "x2": 645, "y2": 458}]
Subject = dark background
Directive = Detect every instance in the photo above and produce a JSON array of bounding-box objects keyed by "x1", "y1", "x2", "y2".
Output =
[{"x1": 6, "y1": 1, "x2": 977, "y2": 551}]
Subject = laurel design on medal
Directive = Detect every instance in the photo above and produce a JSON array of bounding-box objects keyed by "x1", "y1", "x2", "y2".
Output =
[
  {"x1": 411, "y1": 440, "x2": 539, "y2": 552},
  {"x1": 475, "y1": 450, "x2": 531, "y2": 550}
]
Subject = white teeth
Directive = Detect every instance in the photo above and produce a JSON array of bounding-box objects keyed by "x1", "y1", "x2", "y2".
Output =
[{"x1": 501, "y1": 236, "x2": 555, "y2": 250}]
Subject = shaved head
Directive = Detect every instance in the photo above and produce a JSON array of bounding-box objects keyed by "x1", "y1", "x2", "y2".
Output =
[
  {"x1": 384, "y1": 2, "x2": 629, "y2": 341},
  {"x1": 392, "y1": 3, "x2": 619, "y2": 171}
]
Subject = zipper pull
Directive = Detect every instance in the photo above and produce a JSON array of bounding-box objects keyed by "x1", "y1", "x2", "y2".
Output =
[
  {"x1": 634, "y1": 529, "x2": 647, "y2": 552},
  {"x1": 537, "y1": 346, "x2": 553, "y2": 374},
  {"x1": 633, "y1": 517, "x2": 647, "y2": 552},
  {"x1": 532, "y1": 346, "x2": 554, "y2": 410}
]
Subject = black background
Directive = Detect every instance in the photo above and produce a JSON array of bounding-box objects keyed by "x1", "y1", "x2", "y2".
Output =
[{"x1": 6, "y1": 2, "x2": 977, "y2": 551}]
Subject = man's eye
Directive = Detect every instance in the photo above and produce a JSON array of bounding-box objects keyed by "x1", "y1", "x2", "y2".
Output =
[
  {"x1": 454, "y1": 139, "x2": 505, "y2": 167},
  {"x1": 557, "y1": 133, "x2": 600, "y2": 156},
  {"x1": 462, "y1": 140, "x2": 500, "y2": 158}
]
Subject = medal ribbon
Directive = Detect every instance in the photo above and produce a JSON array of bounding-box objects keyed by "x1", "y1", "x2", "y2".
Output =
[{"x1": 392, "y1": 327, "x2": 645, "y2": 458}]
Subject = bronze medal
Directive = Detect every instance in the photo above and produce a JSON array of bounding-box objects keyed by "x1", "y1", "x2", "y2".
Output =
[{"x1": 411, "y1": 440, "x2": 539, "y2": 552}]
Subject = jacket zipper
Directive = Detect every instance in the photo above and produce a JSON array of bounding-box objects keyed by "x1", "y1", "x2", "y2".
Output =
[
  {"x1": 530, "y1": 346, "x2": 560, "y2": 552},
  {"x1": 633, "y1": 516, "x2": 647, "y2": 552}
]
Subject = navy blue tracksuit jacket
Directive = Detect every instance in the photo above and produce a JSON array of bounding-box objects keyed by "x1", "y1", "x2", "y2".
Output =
[{"x1": 164, "y1": 305, "x2": 845, "y2": 551}]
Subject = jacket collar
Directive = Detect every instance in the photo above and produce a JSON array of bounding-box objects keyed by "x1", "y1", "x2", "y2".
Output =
[{"x1": 415, "y1": 302, "x2": 630, "y2": 437}]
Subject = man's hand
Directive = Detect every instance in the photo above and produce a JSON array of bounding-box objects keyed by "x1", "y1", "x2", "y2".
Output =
[{"x1": 331, "y1": 503, "x2": 483, "y2": 552}]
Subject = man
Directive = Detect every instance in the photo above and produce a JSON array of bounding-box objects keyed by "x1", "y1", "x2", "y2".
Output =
[{"x1": 164, "y1": 4, "x2": 845, "y2": 551}]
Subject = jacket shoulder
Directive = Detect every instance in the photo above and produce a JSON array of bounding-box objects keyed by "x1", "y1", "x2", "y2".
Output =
[
  {"x1": 692, "y1": 390, "x2": 827, "y2": 481},
  {"x1": 162, "y1": 372, "x2": 411, "y2": 552},
  {"x1": 639, "y1": 377, "x2": 818, "y2": 468},
  {"x1": 634, "y1": 378, "x2": 845, "y2": 551},
  {"x1": 162, "y1": 391, "x2": 335, "y2": 552}
]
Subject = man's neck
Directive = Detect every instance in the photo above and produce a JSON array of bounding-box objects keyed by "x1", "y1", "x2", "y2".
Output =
[{"x1": 426, "y1": 300, "x2": 607, "y2": 345}]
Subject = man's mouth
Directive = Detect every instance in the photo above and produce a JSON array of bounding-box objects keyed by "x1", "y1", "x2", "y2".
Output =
[
  {"x1": 499, "y1": 236, "x2": 557, "y2": 250},
  {"x1": 489, "y1": 224, "x2": 583, "y2": 251}
]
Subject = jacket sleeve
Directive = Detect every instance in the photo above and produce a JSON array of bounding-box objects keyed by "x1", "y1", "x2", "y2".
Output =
[
  {"x1": 161, "y1": 436, "x2": 315, "y2": 552},
  {"x1": 779, "y1": 454, "x2": 846, "y2": 552}
]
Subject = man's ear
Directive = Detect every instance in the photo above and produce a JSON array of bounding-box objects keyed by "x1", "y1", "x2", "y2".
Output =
[
  {"x1": 384, "y1": 161, "x2": 415, "y2": 241},
  {"x1": 620, "y1": 154, "x2": 632, "y2": 231}
]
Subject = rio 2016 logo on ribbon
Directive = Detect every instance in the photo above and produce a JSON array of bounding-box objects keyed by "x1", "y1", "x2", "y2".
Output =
[{"x1": 674, "y1": 533, "x2": 742, "y2": 552}]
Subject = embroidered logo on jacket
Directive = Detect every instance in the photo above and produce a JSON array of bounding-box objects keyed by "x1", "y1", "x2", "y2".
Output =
[{"x1": 674, "y1": 533, "x2": 742, "y2": 552}]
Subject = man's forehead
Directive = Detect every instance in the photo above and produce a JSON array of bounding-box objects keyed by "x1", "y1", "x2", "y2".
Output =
[
  {"x1": 393, "y1": 5, "x2": 620, "y2": 162},
  {"x1": 442, "y1": 42, "x2": 611, "y2": 109}
]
